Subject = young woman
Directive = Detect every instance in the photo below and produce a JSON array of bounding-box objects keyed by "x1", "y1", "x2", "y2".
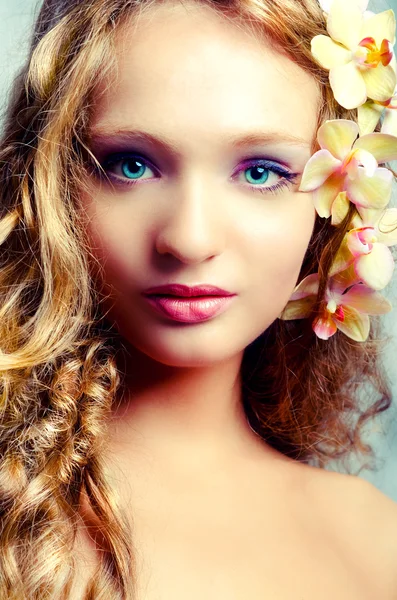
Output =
[{"x1": 1, "y1": 0, "x2": 397, "y2": 598}]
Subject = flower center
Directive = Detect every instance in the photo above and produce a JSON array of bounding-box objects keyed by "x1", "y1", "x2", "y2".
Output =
[
  {"x1": 358, "y1": 228, "x2": 377, "y2": 251},
  {"x1": 326, "y1": 299, "x2": 338, "y2": 314},
  {"x1": 335, "y1": 306, "x2": 345, "y2": 322},
  {"x1": 326, "y1": 299, "x2": 345, "y2": 322},
  {"x1": 341, "y1": 148, "x2": 377, "y2": 180},
  {"x1": 354, "y1": 37, "x2": 393, "y2": 69},
  {"x1": 341, "y1": 150, "x2": 360, "y2": 178},
  {"x1": 376, "y1": 93, "x2": 397, "y2": 108}
]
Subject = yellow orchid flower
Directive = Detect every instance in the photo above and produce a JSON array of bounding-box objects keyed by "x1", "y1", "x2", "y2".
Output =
[
  {"x1": 357, "y1": 54, "x2": 397, "y2": 134},
  {"x1": 299, "y1": 119, "x2": 397, "y2": 220},
  {"x1": 357, "y1": 100, "x2": 386, "y2": 135},
  {"x1": 381, "y1": 93, "x2": 397, "y2": 134},
  {"x1": 280, "y1": 271, "x2": 392, "y2": 341},
  {"x1": 329, "y1": 207, "x2": 397, "y2": 290},
  {"x1": 358, "y1": 90, "x2": 397, "y2": 135},
  {"x1": 311, "y1": 0, "x2": 396, "y2": 109}
]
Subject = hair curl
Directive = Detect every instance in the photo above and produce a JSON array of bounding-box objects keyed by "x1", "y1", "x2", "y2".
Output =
[{"x1": 0, "y1": 0, "x2": 393, "y2": 597}]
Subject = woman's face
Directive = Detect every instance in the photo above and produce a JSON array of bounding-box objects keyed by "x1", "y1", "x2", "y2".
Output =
[{"x1": 82, "y1": 1, "x2": 320, "y2": 368}]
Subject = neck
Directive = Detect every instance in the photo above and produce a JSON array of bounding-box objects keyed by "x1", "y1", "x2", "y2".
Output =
[{"x1": 108, "y1": 345, "x2": 266, "y2": 465}]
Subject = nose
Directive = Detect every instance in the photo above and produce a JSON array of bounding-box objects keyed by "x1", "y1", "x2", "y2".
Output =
[{"x1": 155, "y1": 176, "x2": 225, "y2": 264}]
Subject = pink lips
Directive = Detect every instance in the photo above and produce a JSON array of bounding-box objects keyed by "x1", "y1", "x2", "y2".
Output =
[{"x1": 142, "y1": 283, "x2": 236, "y2": 323}]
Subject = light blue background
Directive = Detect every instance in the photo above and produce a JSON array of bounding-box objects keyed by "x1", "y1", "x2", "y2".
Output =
[{"x1": 1, "y1": 0, "x2": 397, "y2": 498}]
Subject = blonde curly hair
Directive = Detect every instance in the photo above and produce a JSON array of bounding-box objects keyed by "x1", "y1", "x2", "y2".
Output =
[{"x1": 0, "y1": 0, "x2": 392, "y2": 597}]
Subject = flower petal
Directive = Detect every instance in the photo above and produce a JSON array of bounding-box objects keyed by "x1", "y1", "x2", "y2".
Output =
[
  {"x1": 341, "y1": 284, "x2": 392, "y2": 313},
  {"x1": 329, "y1": 62, "x2": 368, "y2": 109},
  {"x1": 360, "y1": 9, "x2": 396, "y2": 47},
  {"x1": 351, "y1": 148, "x2": 378, "y2": 177},
  {"x1": 354, "y1": 243, "x2": 395, "y2": 289},
  {"x1": 345, "y1": 166, "x2": 392, "y2": 209},
  {"x1": 335, "y1": 306, "x2": 370, "y2": 341},
  {"x1": 324, "y1": 0, "x2": 369, "y2": 13},
  {"x1": 311, "y1": 35, "x2": 351, "y2": 69},
  {"x1": 347, "y1": 227, "x2": 375, "y2": 256},
  {"x1": 331, "y1": 190, "x2": 351, "y2": 225},
  {"x1": 381, "y1": 107, "x2": 397, "y2": 136},
  {"x1": 317, "y1": 119, "x2": 358, "y2": 160},
  {"x1": 290, "y1": 273, "x2": 320, "y2": 300},
  {"x1": 353, "y1": 206, "x2": 382, "y2": 227},
  {"x1": 376, "y1": 208, "x2": 397, "y2": 246},
  {"x1": 351, "y1": 212, "x2": 364, "y2": 228},
  {"x1": 386, "y1": 93, "x2": 397, "y2": 109},
  {"x1": 299, "y1": 149, "x2": 342, "y2": 191},
  {"x1": 323, "y1": 0, "x2": 370, "y2": 14},
  {"x1": 361, "y1": 63, "x2": 396, "y2": 102},
  {"x1": 330, "y1": 265, "x2": 361, "y2": 294},
  {"x1": 354, "y1": 132, "x2": 397, "y2": 162},
  {"x1": 327, "y1": 0, "x2": 363, "y2": 49},
  {"x1": 280, "y1": 297, "x2": 316, "y2": 320},
  {"x1": 318, "y1": 0, "x2": 332, "y2": 13},
  {"x1": 357, "y1": 101, "x2": 384, "y2": 136},
  {"x1": 312, "y1": 172, "x2": 344, "y2": 217},
  {"x1": 313, "y1": 314, "x2": 338, "y2": 340}
]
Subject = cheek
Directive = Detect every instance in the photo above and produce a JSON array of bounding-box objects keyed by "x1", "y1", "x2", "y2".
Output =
[
  {"x1": 239, "y1": 197, "x2": 315, "y2": 314},
  {"x1": 78, "y1": 194, "x2": 147, "y2": 293}
]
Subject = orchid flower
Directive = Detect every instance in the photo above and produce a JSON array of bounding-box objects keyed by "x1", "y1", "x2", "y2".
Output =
[
  {"x1": 299, "y1": 119, "x2": 397, "y2": 221},
  {"x1": 382, "y1": 92, "x2": 397, "y2": 134},
  {"x1": 357, "y1": 83, "x2": 397, "y2": 135},
  {"x1": 280, "y1": 271, "x2": 392, "y2": 341},
  {"x1": 278, "y1": 0, "x2": 397, "y2": 343},
  {"x1": 358, "y1": 86, "x2": 397, "y2": 136},
  {"x1": 311, "y1": 0, "x2": 396, "y2": 109},
  {"x1": 329, "y1": 207, "x2": 397, "y2": 290}
]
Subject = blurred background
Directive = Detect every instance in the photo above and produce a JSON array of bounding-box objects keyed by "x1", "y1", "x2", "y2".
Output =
[{"x1": 0, "y1": 0, "x2": 397, "y2": 498}]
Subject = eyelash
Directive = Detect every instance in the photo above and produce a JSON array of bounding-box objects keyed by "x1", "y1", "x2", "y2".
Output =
[{"x1": 95, "y1": 152, "x2": 299, "y2": 196}]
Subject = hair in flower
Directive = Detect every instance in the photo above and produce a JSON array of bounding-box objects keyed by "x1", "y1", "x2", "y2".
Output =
[{"x1": 280, "y1": 0, "x2": 397, "y2": 341}]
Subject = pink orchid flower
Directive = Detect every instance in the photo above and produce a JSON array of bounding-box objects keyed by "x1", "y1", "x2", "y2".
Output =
[
  {"x1": 280, "y1": 271, "x2": 391, "y2": 341},
  {"x1": 329, "y1": 207, "x2": 397, "y2": 290},
  {"x1": 299, "y1": 119, "x2": 397, "y2": 221},
  {"x1": 311, "y1": 0, "x2": 396, "y2": 109}
]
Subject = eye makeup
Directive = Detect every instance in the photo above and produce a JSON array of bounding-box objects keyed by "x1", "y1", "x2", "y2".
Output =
[
  {"x1": 89, "y1": 148, "x2": 300, "y2": 196},
  {"x1": 96, "y1": 151, "x2": 160, "y2": 184},
  {"x1": 231, "y1": 158, "x2": 299, "y2": 196}
]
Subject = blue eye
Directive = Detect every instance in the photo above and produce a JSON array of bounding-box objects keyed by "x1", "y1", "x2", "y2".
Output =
[
  {"x1": 100, "y1": 153, "x2": 157, "y2": 183},
  {"x1": 95, "y1": 151, "x2": 298, "y2": 195},
  {"x1": 235, "y1": 160, "x2": 297, "y2": 194},
  {"x1": 244, "y1": 166, "x2": 270, "y2": 185},
  {"x1": 121, "y1": 158, "x2": 147, "y2": 179}
]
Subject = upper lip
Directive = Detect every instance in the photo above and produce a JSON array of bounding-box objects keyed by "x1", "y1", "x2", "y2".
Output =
[{"x1": 142, "y1": 284, "x2": 235, "y2": 297}]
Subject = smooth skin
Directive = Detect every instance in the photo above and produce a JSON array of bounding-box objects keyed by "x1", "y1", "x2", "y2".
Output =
[{"x1": 73, "y1": 2, "x2": 397, "y2": 598}]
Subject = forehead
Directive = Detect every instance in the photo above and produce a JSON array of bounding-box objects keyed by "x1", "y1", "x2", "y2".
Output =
[{"x1": 91, "y1": 2, "x2": 321, "y2": 147}]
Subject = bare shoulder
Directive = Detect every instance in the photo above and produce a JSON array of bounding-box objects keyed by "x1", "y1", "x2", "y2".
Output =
[{"x1": 301, "y1": 465, "x2": 397, "y2": 596}]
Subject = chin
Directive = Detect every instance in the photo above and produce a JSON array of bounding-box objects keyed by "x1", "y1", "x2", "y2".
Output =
[
  {"x1": 119, "y1": 321, "x2": 273, "y2": 369},
  {"x1": 112, "y1": 303, "x2": 279, "y2": 368},
  {"x1": 128, "y1": 338, "x2": 242, "y2": 368}
]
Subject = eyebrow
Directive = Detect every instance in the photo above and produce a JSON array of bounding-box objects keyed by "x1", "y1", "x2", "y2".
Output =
[{"x1": 88, "y1": 127, "x2": 311, "y2": 157}]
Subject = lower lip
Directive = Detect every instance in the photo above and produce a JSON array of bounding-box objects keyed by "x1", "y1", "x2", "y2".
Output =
[{"x1": 143, "y1": 295, "x2": 236, "y2": 323}]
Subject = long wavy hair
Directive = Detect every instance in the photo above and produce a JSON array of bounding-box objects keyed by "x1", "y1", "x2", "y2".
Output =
[{"x1": 0, "y1": 0, "x2": 393, "y2": 597}]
